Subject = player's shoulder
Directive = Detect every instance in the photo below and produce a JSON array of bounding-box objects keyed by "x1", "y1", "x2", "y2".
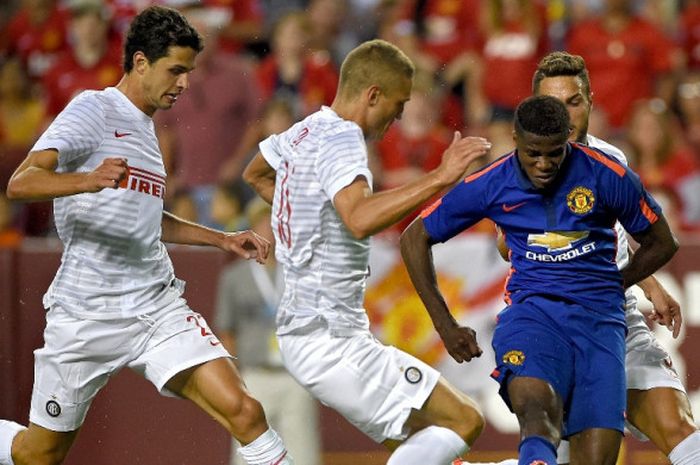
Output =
[
  {"x1": 463, "y1": 151, "x2": 515, "y2": 184},
  {"x1": 571, "y1": 141, "x2": 627, "y2": 178},
  {"x1": 585, "y1": 134, "x2": 628, "y2": 165}
]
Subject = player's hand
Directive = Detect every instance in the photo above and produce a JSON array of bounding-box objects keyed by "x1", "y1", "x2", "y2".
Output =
[
  {"x1": 439, "y1": 324, "x2": 483, "y2": 363},
  {"x1": 218, "y1": 230, "x2": 270, "y2": 264},
  {"x1": 84, "y1": 158, "x2": 129, "y2": 192},
  {"x1": 435, "y1": 133, "x2": 491, "y2": 186},
  {"x1": 646, "y1": 282, "x2": 682, "y2": 338}
]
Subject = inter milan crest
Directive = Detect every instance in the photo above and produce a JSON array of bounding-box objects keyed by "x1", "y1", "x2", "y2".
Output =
[
  {"x1": 404, "y1": 366, "x2": 423, "y2": 384},
  {"x1": 46, "y1": 400, "x2": 61, "y2": 417},
  {"x1": 566, "y1": 186, "x2": 595, "y2": 215}
]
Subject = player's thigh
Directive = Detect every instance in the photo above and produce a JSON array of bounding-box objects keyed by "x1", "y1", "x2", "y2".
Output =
[
  {"x1": 403, "y1": 376, "x2": 483, "y2": 443},
  {"x1": 279, "y1": 329, "x2": 440, "y2": 443},
  {"x1": 627, "y1": 387, "x2": 696, "y2": 455}
]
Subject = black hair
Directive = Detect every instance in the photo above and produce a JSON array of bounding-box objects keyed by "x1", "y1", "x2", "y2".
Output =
[
  {"x1": 123, "y1": 5, "x2": 203, "y2": 73},
  {"x1": 514, "y1": 95, "x2": 570, "y2": 137}
]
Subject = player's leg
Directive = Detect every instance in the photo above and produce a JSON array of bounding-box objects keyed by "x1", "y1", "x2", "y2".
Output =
[
  {"x1": 134, "y1": 305, "x2": 292, "y2": 465},
  {"x1": 1, "y1": 424, "x2": 78, "y2": 465},
  {"x1": 452, "y1": 460, "x2": 517, "y2": 465},
  {"x1": 2, "y1": 306, "x2": 132, "y2": 465},
  {"x1": 624, "y1": 319, "x2": 700, "y2": 463},
  {"x1": 386, "y1": 376, "x2": 484, "y2": 465},
  {"x1": 627, "y1": 387, "x2": 700, "y2": 463},
  {"x1": 567, "y1": 429, "x2": 621, "y2": 465}
]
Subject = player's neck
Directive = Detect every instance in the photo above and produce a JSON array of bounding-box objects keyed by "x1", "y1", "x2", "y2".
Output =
[
  {"x1": 115, "y1": 75, "x2": 155, "y2": 117},
  {"x1": 330, "y1": 98, "x2": 369, "y2": 137}
]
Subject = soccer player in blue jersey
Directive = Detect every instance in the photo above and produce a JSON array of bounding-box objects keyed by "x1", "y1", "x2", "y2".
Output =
[{"x1": 400, "y1": 95, "x2": 679, "y2": 465}]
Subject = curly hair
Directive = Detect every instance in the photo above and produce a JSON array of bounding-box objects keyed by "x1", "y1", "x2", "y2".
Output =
[
  {"x1": 532, "y1": 51, "x2": 591, "y2": 98},
  {"x1": 514, "y1": 95, "x2": 570, "y2": 137},
  {"x1": 123, "y1": 5, "x2": 203, "y2": 73}
]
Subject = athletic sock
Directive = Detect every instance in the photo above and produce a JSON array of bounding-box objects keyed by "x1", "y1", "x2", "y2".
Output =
[
  {"x1": 237, "y1": 428, "x2": 293, "y2": 465},
  {"x1": 0, "y1": 420, "x2": 26, "y2": 465},
  {"x1": 518, "y1": 436, "x2": 557, "y2": 465},
  {"x1": 669, "y1": 430, "x2": 700, "y2": 465},
  {"x1": 387, "y1": 425, "x2": 468, "y2": 465}
]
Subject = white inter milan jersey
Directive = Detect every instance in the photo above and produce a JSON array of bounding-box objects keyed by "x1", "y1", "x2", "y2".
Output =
[
  {"x1": 587, "y1": 134, "x2": 649, "y2": 338},
  {"x1": 32, "y1": 88, "x2": 182, "y2": 320},
  {"x1": 260, "y1": 106, "x2": 373, "y2": 336}
]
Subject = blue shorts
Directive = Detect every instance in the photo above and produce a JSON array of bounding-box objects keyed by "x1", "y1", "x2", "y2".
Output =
[{"x1": 491, "y1": 295, "x2": 626, "y2": 437}]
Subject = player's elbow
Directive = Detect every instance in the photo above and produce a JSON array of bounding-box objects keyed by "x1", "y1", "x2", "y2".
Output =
[
  {"x1": 6, "y1": 177, "x2": 28, "y2": 201},
  {"x1": 347, "y1": 223, "x2": 372, "y2": 240}
]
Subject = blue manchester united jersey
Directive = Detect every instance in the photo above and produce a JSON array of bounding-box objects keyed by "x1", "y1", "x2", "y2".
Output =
[{"x1": 421, "y1": 142, "x2": 661, "y2": 319}]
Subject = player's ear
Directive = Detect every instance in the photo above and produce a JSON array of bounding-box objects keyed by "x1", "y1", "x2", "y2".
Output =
[
  {"x1": 133, "y1": 51, "x2": 148, "y2": 75},
  {"x1": 367, "y1": 85, "x2": 381, "y2": 106}
]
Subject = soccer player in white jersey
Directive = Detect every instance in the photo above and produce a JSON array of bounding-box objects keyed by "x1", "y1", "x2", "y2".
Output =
[
  {"x1": 456, "y1": 52, "x2": 700, "y2": 465},
  {"x1": 243, "y1": 39, "x2": 492, "y2": 464},
  {"x1": 0, "y1": 6, "x2": 294, "y2": 465}
]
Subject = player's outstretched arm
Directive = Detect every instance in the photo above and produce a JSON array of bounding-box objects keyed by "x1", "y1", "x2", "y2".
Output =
[
  {"x1": 243, "y1": 152, "x2": 276, "y2": 205},
  {"x1": 161, "y1": 211, "x2": 270, "y2": 264},
  {"x1": 638, "y1": 274, "x2": 682, "y2": 338},
  {"x1": 6, "y1": 150, "x2": 128, "y2": 201},
  {"x1": 334, "y1": 134, "x2": 491, "y2": 239},
  {"x1": 622, "y1": 215, "x2": 679, "y2": 289},
  {"x1": 400, "y1": 217, "x2": 482, "y2": 363}
]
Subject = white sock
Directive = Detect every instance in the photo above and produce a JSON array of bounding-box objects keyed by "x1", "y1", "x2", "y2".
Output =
[
  {"x1": 387, "y1": 426, "x2": 468, "y2": 465},
  {"x1": 237, "y1": 428, "x2": 293, "y2": 465},
  {"x1": 669, "y1": 430, "x2": 700, "y2": 465},
  {"x1": 0, "y1": 420, "x2": 26, "y2": 465}
]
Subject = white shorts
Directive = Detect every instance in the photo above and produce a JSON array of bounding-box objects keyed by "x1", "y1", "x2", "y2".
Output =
[
  {"x1": 278, "y1": 327, "x2": 440, "y2": 442},
  {"x1": 30, "y1": 298, "x2": 230, "y2": 432},
  {"x1": 625, "y1": 318, "x2": 685, "y2": 393}
]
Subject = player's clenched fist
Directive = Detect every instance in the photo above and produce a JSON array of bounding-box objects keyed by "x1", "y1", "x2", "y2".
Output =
[
  {"x1": 439, "y1": 324, "x2": 483, "y2": 363},
  {"x1": 84, "y1": 158, "x2": 129, "y2": 192},
  {"x1": 218, "y1": 230, "x2": 271, "y2": 264},
  {"x1": 436, "y1": 133, "x2": 491, "y2": 186}
]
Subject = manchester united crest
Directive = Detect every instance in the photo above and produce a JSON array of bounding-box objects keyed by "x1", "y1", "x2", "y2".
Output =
[
  {"x1": 503, "y1": 350, "x2": 525, "y2": 366},
  {"x1": 566, "y1": 186, "x2": 595, "y2": 215}
]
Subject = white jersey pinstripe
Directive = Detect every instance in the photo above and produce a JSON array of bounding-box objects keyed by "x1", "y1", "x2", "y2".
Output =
[
  {"x1": 260, "y1": 106, "x2": 374, "y2": 336},
  {"x1": 32, "y1": 87, "x2": 182, "y2": 320}
]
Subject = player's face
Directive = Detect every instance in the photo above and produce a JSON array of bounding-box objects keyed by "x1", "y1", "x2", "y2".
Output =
[
  {"x1": 515, "y1": 131, "x2": 569, "y2": 189},
  {"x1": 368, "y1": 76, "x2": 412, "y2": 139},
  {"x1": 142, "y1": 46, "x2": 197, "y2": 114},
  {"x1": 536, "y1": 76, "x2": 591, "y2": 144}
]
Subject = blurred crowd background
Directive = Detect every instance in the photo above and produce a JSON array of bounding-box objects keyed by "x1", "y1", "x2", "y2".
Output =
[
  {"x1": 0, "y1": 0, "x2": 700, "y2": 247},
  {"x1": 1, "y1": 0, "x2": 700, "y2": 244}
]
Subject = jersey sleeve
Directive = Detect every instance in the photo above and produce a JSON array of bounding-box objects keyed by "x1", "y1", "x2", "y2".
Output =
[
  {"x1": 316, "y1": 127, "x2": 373, "y2": 202},
  {"x1": 259, "y1": 133, "x2": 283, "y2": 170},
  {"x1": 31, "y1": 91, "x2": 105, "y2": 166},
  {"x1": 420, "y1": 176, "x2": 488, "y2": 244},
  {"x1": 601, "y1": 164, "x2": 662, "y2": 235}
]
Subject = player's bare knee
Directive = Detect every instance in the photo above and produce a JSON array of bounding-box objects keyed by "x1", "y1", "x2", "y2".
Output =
[
  {"x1": 222, "y1": 393, "x2": 266, "y2": 433},
  {"x1": 451, "y1": 403, "x2": 485, "y2": 445},
  {"x1": 654, "y1": 414, "x2": 698, "y2": 453}
]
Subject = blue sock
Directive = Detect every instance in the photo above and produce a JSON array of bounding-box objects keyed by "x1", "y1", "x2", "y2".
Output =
[{"x1": 518, "y1": 436, "x2": 557, "y2": 465}]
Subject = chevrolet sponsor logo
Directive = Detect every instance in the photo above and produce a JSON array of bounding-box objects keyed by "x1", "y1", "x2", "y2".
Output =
[{"x1": 527, "y1": 231, "x2": 590, "y2": 252}]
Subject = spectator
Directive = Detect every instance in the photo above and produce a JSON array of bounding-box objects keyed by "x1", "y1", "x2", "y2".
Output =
[
  {"x1": 680, "y1": 0, "x2": 700, "y2": 70},
  {"x1": 567, "y1": 0, "x2": 682, "y2": 129},
  {"x1": 625, "y1": 98, "x2": 700, "y2": 230},
  {"x1": 3, "y1": 0, "x2": 69, "y2": 80},
  {"x1": 676, "y1": 70, "x2": 700, "y2": 154},
  {"x1": 0, "y1": 57, "x2": 46, "y2": 151},
  {"x1": 306, "y1": 0, "x2": 357, "y2": 66},
  {"x1": 42, "y1": 0, "x2": 123, "y2": 118},
  {"x1": 156, "y1": 0, "x2": 262, "y2": 226},
  {"x1": 0, "y1": 193, "x2": 22, "y2": 249},
  {"x1": 255, "y1": 11, "x2": 339, "y2": 119},
  {"x1": 201, "y1": 0, "x2": 264, "y2": 55}
]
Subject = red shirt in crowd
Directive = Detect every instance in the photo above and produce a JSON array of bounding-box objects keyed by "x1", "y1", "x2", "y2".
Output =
[
  {"x1": 567, "y1": 17, "x2": 676, "y2": 128},
  {"x1": 681, "y1": 4, "x2": 700, "y2": 70},
  {"x1": 202, "y1": 0, "x2": 263, "y2": 54},
  {"x1": 256, "y1": 52, "x2": 338, "y2": 117}
]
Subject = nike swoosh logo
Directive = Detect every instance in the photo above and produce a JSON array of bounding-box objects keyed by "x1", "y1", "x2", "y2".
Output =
[
  {"x1": 502, "y1": 201, "x2": 527, "y2": 213},
  {"x1": 270, "y1": 451, "x2": 287, "y2": 465},
  {"x1": 114, "y1": 130, "x2": 132, "y2": 138}
]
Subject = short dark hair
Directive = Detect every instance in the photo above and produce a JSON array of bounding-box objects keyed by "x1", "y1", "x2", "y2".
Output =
[
  {"x1": 514, "y1": 95, "x2": 570, "y2": 138},
  {"x1": 123, "y1": 5, "x2": 203, "y2": 73},
  {"x1": 532, "y1": 51, "x2": 591, "y2": 98}
]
